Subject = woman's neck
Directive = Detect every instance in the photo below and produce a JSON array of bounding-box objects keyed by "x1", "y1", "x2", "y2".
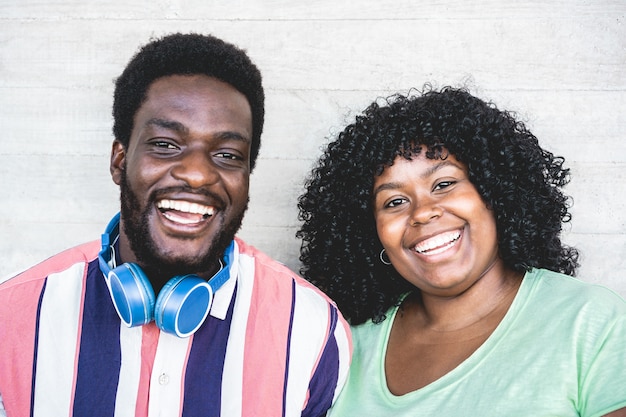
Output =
[{"x1": 406, "y1": 266, "x2": 524, "y2": 333}]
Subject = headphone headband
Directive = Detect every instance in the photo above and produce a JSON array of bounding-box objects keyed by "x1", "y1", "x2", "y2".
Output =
[{"x1": 98, "y1": 212, "x2": 235, "y2": 337}]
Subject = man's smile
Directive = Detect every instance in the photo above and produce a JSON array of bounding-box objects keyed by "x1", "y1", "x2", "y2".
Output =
[{"x1": 157, "y1": 198, "x2": 216, "y2": 225}]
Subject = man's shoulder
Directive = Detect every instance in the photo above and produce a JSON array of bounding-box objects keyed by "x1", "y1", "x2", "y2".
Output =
[
  {"x1": 234, "y1": 238, "x2": 352, "y2": 357},
  {"x1": 1, "y1": 240, "x2": 100, "y2": 288},
  {"x1": 235, "y1": 237, "x2": 298, "y2": 276},
  {"x1": 234, "y1": 237, "x2": 337, "y2": 303}
]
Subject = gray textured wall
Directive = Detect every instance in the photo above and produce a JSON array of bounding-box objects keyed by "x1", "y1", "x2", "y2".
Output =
[{"x1": 1, "y1": 1, "x2": 625, "y2": 296}]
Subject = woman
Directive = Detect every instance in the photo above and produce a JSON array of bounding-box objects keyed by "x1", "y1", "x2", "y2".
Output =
[{"x1": 297, "y1": 87, "x2": 626, "y2": 416}]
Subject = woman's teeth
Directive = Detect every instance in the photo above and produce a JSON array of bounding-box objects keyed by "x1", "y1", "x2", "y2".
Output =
[{"x1": 414, "y1": 231, "x2": 461, "y2": 255}]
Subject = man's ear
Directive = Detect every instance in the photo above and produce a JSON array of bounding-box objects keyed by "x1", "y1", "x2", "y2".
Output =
[{"x1": 110, "y1": 140, "x2": 126, "y2": 186}]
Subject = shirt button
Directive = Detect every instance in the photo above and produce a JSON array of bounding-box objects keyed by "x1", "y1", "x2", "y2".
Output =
[{"x1": 159, "y1": 373, "x2": 169, "y2": 385}]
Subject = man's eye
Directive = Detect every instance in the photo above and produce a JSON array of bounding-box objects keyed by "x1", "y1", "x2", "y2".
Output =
[
  {"x1": 215, "y1": 152, "x2": 241, "y2": 160},
  {"x1": 153, "y1": 140, "x2": 178, "y2": 150}
]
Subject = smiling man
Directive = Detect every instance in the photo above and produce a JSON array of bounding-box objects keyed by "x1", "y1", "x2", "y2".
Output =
[{"x1": 0, "y1": 33, "x2": 351, "y2": 417}]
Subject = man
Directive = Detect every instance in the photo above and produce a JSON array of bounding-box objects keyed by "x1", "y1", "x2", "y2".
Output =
[{"x1": 0, "y1": 33, "x2": 351, "y2": 417}]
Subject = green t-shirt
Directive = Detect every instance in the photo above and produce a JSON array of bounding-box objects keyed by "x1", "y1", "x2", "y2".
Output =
[{"x1": 329, "y1": 269, "x2": 626, "y2": 417}]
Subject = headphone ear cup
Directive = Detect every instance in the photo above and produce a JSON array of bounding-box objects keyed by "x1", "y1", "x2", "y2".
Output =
[
  {"x1": 107, "y1": 263, "x2": 156, "y2": 327},
  {"x1": 154, "y1": 275, "x2": 213, "y2": 338}
]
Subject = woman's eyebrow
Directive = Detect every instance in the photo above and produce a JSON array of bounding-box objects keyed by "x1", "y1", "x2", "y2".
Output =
[
  {"x1": 372, "y1": 160, "x2": 461, "y2": 198},
  {"x1": 421, "y1": 159, "x2": 460, "y2": 179}
]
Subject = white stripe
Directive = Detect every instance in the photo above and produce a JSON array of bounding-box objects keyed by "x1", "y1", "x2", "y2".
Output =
[
  {"x1": 331, "y1": 312, "x2": 352, "y2": 404},
  {"x1": 0, "y1": 392, "x2": 7, "y2": 417},
  {"x1": 148, "y1": 332, "x2": 192, "y2": 417},
  {"x1": 114, "y1": 325, "x2": 143, "y2": 417},
  {"x1": 284, "y1": 284, "x2": 331, "y2": 415},
  {"x1": 220, "y1": 253, "x2": 255, "y2": 417},
  {"x1": 33, "y1": 263, "x2": 86, "y2": 417}
]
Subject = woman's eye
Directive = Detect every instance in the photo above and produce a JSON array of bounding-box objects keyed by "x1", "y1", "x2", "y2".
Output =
[
  {"x1": 434, "y1": 180, "x2": 455, "y2": 191},
  {"x1": 385, "y1": 198, "x2": 407, "y2": 208}
]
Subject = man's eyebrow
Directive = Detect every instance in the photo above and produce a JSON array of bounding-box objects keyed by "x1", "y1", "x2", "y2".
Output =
[
  {"x1": 145, "y1": 118, "x2": 250, "y2": 143},
  {"x1": 145, "y1": 118, "x2": 188, "y2": 134},
  {"x1": 214, "y1": 131, "x2": 251, "y2": 144}
]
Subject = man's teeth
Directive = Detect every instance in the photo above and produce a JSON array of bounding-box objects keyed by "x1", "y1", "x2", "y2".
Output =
[
  {"x1": 157, "y1": 199, "x2": 214, "y2": 217},
  {"x1": 414, "y1": 231, "x2": 461, "y2": 255}
]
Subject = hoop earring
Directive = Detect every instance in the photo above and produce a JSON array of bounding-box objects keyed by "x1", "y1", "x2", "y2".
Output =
[{"x1": 379, "y1": 249, "x2": 392, "y2": 266}]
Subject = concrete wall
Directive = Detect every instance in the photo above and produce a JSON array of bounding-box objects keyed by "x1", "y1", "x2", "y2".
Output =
[{"x1": 1, "y1": 0, "x2": 625, "y2": 296}]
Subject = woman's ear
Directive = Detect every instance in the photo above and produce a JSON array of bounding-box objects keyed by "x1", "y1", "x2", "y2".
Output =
[{"x1": 110, "y1": 140, "x2": 126, "y2": 186}]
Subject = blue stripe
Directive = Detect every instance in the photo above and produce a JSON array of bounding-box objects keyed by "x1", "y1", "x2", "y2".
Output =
[
  {"x1": 282, "y1": 279, "x2": 297, "y2": 417},
  {"x1": 73, "y1": 260, "x2": 121, "y2": 416},
  {"x1": 301, "y1": 305, "x2": 340, "y2": 417},
  {"x1": 182, "y1": 283, "x2": 237, "y2": 417},
  {"x1": 30, "y1": 278, "x2": 47, "y2": 417}
]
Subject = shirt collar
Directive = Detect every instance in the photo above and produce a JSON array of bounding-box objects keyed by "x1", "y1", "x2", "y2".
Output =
[{"x1": 208, "y1": 239, "x2": 239, "y2": 320}]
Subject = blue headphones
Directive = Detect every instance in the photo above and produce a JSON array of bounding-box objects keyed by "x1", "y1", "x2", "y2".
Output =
[{"x1": 98, "y1": 213, "x2": 234, "y2": 338}]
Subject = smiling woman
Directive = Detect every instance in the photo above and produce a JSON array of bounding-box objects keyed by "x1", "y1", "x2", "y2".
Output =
[
  {"x1": 297, "y1": 86, "x2": 626, "y2": 416},
  {"x1": 372, "y1": 152, "x2": 505, "y2": 300}
]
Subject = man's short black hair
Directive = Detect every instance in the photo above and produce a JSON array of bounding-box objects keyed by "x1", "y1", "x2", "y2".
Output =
[{"x1": 113, "y1": 32, "x2": 265, "y2": 170}]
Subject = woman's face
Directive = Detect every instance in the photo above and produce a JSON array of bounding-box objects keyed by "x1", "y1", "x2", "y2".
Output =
[{"x1": 372, "y1": 149, "x2": 503, "y2": 297}]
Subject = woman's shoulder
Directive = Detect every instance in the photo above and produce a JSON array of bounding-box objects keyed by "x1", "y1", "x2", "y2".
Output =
[{"x1": 524, "y1": 268, "x2": 626, "y2": 321}]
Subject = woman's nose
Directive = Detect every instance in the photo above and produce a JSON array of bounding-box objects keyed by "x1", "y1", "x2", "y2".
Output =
[{"x1": 409, "y1": 199, "x2": 443, "y2": 226}]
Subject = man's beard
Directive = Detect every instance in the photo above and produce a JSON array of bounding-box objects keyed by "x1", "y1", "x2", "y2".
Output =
[{"x1": 118, "y1": 168, "x2": 247, "y2": 283}]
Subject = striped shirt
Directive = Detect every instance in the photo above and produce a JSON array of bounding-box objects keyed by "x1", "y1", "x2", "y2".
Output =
[{"x1": 0, "y1": 238, "x2": 352, "y2": 417}]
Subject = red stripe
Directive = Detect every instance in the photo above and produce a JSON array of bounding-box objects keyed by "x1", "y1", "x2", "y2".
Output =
[
  {"x1": 239, "y1": 242, "x2": 294, "y2": 417},
  {"x1": 0, "y1": 241, "x2": 98, "y2": 416},
  {"x1": 0, "y1": 278, "x2": 45, "y2": 416},
  {"x1": 135, "y1": 323, "x2": 160, "y2": 416}
]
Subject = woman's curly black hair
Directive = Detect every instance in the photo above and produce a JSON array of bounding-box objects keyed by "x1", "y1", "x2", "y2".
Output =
[
  {"x1": 297, "y1": 86, "x2": 579, "y2": 325},
  {"x1": 113, "y1": 32, "x2": 265, "y2": 170}
]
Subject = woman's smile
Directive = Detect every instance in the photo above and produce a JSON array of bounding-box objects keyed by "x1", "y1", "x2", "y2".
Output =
[{"x1": 412, "y1": 229, "x2": 462, "y2": 256}]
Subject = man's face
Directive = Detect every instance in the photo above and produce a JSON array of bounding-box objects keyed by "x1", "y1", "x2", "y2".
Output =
[{"x1": 110, "y1": 74, "x2": 253, "y2": 284}]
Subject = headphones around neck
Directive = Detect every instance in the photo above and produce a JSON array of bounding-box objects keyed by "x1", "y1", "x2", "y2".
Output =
[{"x1": 98, "y1": 213, "x2": 234, "y2": 338}]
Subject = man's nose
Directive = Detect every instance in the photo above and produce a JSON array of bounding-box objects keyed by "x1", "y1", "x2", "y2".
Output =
[{"x1": 170, "y1": 148, "x2": 219, "y2": 189}]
